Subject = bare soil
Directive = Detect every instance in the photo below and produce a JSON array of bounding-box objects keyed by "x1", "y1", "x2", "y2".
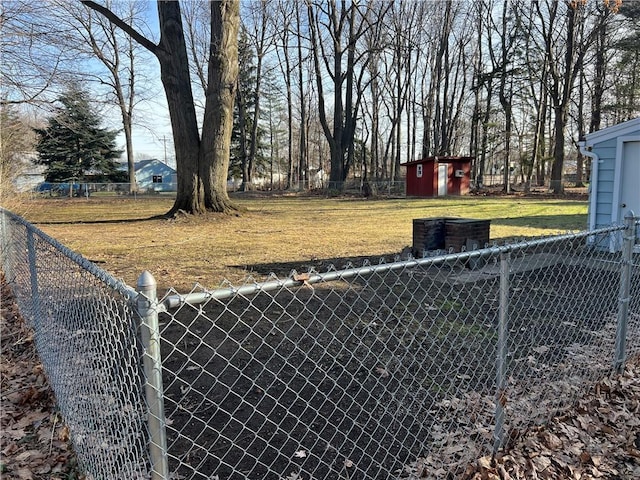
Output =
[
  {"x1": 158, "y1": 246, "x2": 637, "y2": 479},
  {"x1": 2, "y1": 237, "x2": 638, "y2": 479}
]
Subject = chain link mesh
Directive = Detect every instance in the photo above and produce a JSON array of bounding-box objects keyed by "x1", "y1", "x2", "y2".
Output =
[
  {"x1": 1, "y1": 208, "x2": 638, "y2": 480},
  {"x1": 1, "y1": 209, "x2": 151, "y2": 479},
  {"x1": 158, "y1": 226, "x2": 639, "y2": 479}
]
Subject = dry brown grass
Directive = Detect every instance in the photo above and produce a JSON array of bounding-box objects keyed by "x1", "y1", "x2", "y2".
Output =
[{"x1": 13, "y1": 193, "x2": 588, "y2": 292}]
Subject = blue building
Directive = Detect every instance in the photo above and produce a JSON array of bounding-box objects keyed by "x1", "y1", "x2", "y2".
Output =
[
  {"x1": 132, "y1": 159, "x2": 177, "y2": 192},
  {"x1": 579, "y1": 117, "x2": 640, "y2": 251}
]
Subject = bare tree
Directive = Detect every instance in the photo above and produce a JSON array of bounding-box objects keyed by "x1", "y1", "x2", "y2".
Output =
[
  {"x1": 181, "y1": 0, "x2": 210, "y2": 94},
  {"x1": 419, "y1": 2, "x2": 473, "y2": 159},
  {"x1": 0, "y1": 106, "x2": 38, "y2": 200},
  {"x1": 294, "y1": 0, "x2": 309, "y2": 190},
  {"x1": 0, "y1": 2, "x2": 85, "y2": 106},
  {"x1": 53, "y1": 1, "x2": 152, "y2": 194},
  {"x1": 469, "y1": 0, "x2": 494, "y2": 188},
  {"x1": 307, "y1": 0, "x2": 389, "y2": 188},
  {"x1": 241, "y1": 1, "x2": 270, "y2": 190},
  {"x1": 488, "y1": 0, "x2": 519, "y2": 193},
  {"x1": 83, "y1": 0, "x2": 240, "y2": 215},
  {"x1": 610, "y1": 0, "x2": 640, "y2": 122},
  {"x1": 533, "y1": 1, "x2": 598, "y2": 194},
  {"x1": 270, "y1": 0, "x2": 294, "y2": 189}
]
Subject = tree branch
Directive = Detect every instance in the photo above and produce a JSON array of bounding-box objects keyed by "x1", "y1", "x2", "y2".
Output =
[{"x1": 81, "y1": 1, "x2": 158, "y2": 55}]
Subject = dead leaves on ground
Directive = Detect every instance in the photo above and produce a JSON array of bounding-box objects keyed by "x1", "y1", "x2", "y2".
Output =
[
  {"x1": 2, "y1": 272, "x2": 640, "y2": 480},
  {"x1": 461, "y1": 357, "x2": 640, "y2": 480},
  {"x1": 1, "y1": 277, "x2": 79, "y2": 479}
]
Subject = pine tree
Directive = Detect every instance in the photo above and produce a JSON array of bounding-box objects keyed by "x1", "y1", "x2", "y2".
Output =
[
  {"x1": 35, "y1": 88, "x2": 124, "y2": 183},
  {"x1": 231, "y1": 29, "x2": 258, "y2": 186}
]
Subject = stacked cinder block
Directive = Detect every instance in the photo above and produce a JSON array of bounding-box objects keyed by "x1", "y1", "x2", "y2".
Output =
[
  {"x1": 445, "y1": 218, "x2": 491, "y2": 252},
  {"x1": 412, "y1": 218, "x2": 490, "y2": 257}
]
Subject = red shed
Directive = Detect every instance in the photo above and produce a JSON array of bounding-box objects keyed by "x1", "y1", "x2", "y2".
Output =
[{"x1": 403, "y1": 156, "x2": 473, "y2": 197}]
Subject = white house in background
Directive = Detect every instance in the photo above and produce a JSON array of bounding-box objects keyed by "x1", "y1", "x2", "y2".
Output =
[
  {"x1": 128, "y1": 159, "x2": 177, "y2": 192},
  {"x1": 13, "y1": 152, "x2": 46, "y2": 192},
  {"x1": 311, "y1": 169, "x2": 329, "y2": 189},
  {"x1": 579, "y1": 117, "x2": 640, "y2": 252}
]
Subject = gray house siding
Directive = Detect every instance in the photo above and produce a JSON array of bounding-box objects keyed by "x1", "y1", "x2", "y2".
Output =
[{"x1": 592, "y1": 140, "x2": 617, "y2": 229}]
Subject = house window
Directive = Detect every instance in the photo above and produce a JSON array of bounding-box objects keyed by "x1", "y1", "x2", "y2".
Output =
[
  {"x1": 416, "y1": 164, "x2": 423, "y2": 178},
  {"x1": 152, "y1": 175, "x2": 163, "y2": 183}
]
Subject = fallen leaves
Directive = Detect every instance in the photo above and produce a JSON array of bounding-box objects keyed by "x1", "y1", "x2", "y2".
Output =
[
  {"x1": 1, "y1": 276, "x2": 79, "y2": 479},
  {"x1": 399, "y1": 353, "x2": 640, "y2": 479},
  {"x1": 460, "y1": 355, "x2": 640, "y2": 480},
  {"x1": 293, "y1": 273, "x2": 313, "y2": 289}
]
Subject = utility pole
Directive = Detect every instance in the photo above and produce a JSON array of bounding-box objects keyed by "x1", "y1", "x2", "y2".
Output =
[{"x1": 163, "y1": 136, "x2": 167, "y2": 165}]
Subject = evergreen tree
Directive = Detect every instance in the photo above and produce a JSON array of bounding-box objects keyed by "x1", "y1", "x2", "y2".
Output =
[
  {"x1": 231, "y1": 28, "x2": 258, "y2": 185},
  {"x1": 35, "y1": 88, "x2": 124, "y2": 182}
]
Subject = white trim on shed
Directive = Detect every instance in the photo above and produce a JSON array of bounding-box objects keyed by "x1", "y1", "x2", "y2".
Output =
[
  {"x1": 581, "y1": 117, "x2": 640, "y2": 252},
  {"x1": 611, "y1": 134, "x2": 640, "y2": 225}
]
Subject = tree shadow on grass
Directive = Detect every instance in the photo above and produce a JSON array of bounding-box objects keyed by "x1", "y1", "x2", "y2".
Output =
[{"x1": 32, "y1": 216, "x2": 163, "y2": 225}]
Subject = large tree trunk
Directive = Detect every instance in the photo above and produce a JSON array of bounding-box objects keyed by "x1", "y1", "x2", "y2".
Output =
[
  {"x1": 308, "y1": 1, "x2": 381, "y2": 189},
  {"x1": 201, "y1": 0, "x2": 240, "y2": 214},
  {"x1": 155, "y1": 2, "x2": 204, "y2": 214},
  {"x1": 83, "y1": 0, "x2": 239, "y2": 216}
]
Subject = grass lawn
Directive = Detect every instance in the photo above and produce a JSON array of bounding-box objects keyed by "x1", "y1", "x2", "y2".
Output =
[{"x1": 14, "y1": 192, "x2": 588, "y2": 292}]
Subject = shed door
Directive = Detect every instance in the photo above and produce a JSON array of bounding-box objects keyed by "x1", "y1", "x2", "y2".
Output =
[
  {"x1": 618, "y1": 141, "x2": 640, "y2": 228},
  {"x1": 437, "y1": 164, "x2": 448, "y2": 196}
]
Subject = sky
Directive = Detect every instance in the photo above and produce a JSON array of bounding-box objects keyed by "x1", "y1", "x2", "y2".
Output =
[{"x1": 98, "y1": 2, "x2": 175, "y2": 167}]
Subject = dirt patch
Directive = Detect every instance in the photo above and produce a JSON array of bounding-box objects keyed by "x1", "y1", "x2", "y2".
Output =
[
  {"x1": 2, "y1": 240, "x2": 637, "y2": 480},
  {"x1": 157, "y1": 246, "x2": 635, "y2": 479}
]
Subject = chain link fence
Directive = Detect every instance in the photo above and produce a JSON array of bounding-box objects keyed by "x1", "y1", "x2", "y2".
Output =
[
  {"x1": 0, "y1": 209, "x2": 157, "y2": 479},
  {"x1": 1, "y1": 207, "x2": 639, "y2": 479}
]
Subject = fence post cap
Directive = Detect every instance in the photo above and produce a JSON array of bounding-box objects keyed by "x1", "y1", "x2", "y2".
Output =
[
  {"x1": 624, "y1": 210, "x2": 636, "y2": 221},
  {"x1": 137, "y1": 270, "x2": 157, "y2": 290}
]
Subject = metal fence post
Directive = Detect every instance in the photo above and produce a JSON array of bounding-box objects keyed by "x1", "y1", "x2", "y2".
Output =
[
  {"x1": 493, "y1": 252, "x2": 510, "y2": 452},
  {"x1": 0, "y1": 210, "x2": 13, "y2": 281},
  {"x1": 137, "y1": 271, "x2": 169, "y2": 480},
  {"x1": 26, "y1": 229, "x2": 42, "y2": 329},
  {"x1": 614, "y1": 211, "x2": 637, "y2": 374}
]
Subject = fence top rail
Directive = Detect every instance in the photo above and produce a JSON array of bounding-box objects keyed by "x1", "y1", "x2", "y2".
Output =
[
  {"x1": 161, "y1": 223, "x2": 628, "y2": 309},
  {"x1": 1, "y1": 208, "x2": 138, "y2": 302}
]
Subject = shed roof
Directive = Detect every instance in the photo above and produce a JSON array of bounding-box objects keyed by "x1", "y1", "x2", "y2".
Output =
[
  {"x1": 584, "y1": 117, "x2": 640, "y2": 146},
  {"x1": 402, "y1": 156, "x2": 474, "y2": 167},
  {"x1": 133, "y1": 159, "x2": 176, "y2": 173}
]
